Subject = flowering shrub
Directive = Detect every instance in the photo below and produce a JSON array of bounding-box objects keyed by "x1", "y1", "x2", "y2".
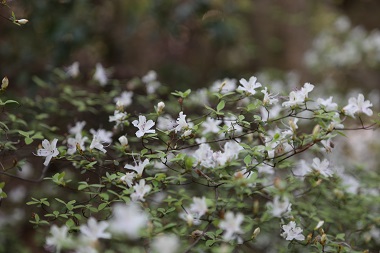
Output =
[{"x1": 1, "y1": 61, "x2": 379, "y2": 253}]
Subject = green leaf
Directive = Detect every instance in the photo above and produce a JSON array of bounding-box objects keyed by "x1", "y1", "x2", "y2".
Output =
[
  {"x1": 24, "y1": 137, "x2": 33, "y2": 145},
  {"x1": 217, "y1": 100, "x2": 225, "y2": 112}
]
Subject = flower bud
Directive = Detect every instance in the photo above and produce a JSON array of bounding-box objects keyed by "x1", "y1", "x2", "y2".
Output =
[
  {"x1": 118, "y1": 136, "x2": 128, "y2": 146},
  {"x1": 157, "y1": 101, "x2": 165, "y2": 114},
  {"x1": 16, "y1": 19, "x2": 29, "y2": 25},
  {"x1": 314, "y1": 220, "x2": 324, "y2": 230},
  {"x1": 251, "y1": 227, "x2": 260, "y2": 239},
  {"x1": 320, "y1": 233, "x2": 327, "y2": 245},
  {"x1": 1, "y1": 77, "x2": 9, "y2": 90},
  {"x1": 312, "y1": 124, "x2": 320, "y2": 140}
]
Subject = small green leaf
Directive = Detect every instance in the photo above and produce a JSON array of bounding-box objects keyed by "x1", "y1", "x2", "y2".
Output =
[
  {"x1": 217, "y1": 100, "x2": 225, "y2": 112},
  {"x1": 25, "y1": 137, "x2": 33, "y2": 145}
]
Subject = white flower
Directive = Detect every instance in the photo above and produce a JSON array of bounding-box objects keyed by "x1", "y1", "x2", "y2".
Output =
[
  {"x1": 142, "y1": 70, "x2": 161, "y2": 94},
  {"x1": 311, "y1": 157, "x2": 333, "y2": 177},
  {"x1": 211, "y1": 78, "x2": 237, "y2": 94},
  {"x1": 189, "y1": 197, "x2": 208, "y2": 217},
  {"x1": 90, "y1": 129, "x2": 112, "y2": 143},
  {"x1": 37, "y1": 139, "x2": 59, "y2": 166},
  {"x1": 120, "y1": 172, "x2": 136, "y2": 187},
  {"x1": 67, "y1": 133, "x2": 88, "y2": 155},
  {"x1": 317, "y1": 96, "x2": 338, "y2": 111},
  {"x1": 80, "y1": 217, "x2": 111, "y2": 242},
  {"x1": 69, "y1": 121, "x2": 86, "y2": 135},
  {"x1": 93, "y1": 63, "x2": 108, "y2": 86},
  {"x1": 343, "y1": 93, "x2": 373, "y2": 118},
  {"x1": 219, "y1": 211, "x2": 244, "y2": 243},
  {"x1": 261, "y1": 87, "x2": 278, "y2": 105},
  {"x1": 131, "y1": 179, "x2": 151, "y2": 202},
  {"x1": 109, "y1": 110, "x2": 128, "y2": 127},
  {"x1": 109, "y1": 203, "x2": 148, "y2": 239},
  {"x1": 90, "y1": 135, "x2": 107, "y2": 153},
  {"x1": 132, "y1": 115, "x2": 156, "y2": 138},
  {"x1": 179, "y1": 212, "x2": 201, "y2": 226},
  {"x1": 157, "y1": 115, "x2": 176, "y2": 131},
  {"x1": 266, "y1": 196, "x2": 292, "y2": 218},
  {"x1": 45, "y1": 225, "x2": 73, "y2": 253},
  {"x1": 282, "y1": 83, "x2": 314, "y2": 108},
  {"x1": 237, "y1": 76, "x2": 262, "y2": 95},
  {"x1": 65, "y1": 62, "x2": 80, "y2": 78},
  {"x1": 142, "y1": 70, "x2": 157, "y2": 83},
  {"x1": 281, "y1": 221, "x2": 305, "y2": 241},
  {"x1": 124, "y1": 159, "x2": 149, "y2": 176},
  {"x1": 193, "y1": 143, "x2": 215, "y2": 168},
  {"x1": 293, "y1": 159, "x2": 312, "y2": 177},
  {"x1": 201, "y1": 117, "x2": 222, "y2": 135},
  {"x1": 114, "y1": 91, "x2": 133, "y2": 107},
  {"x1": 174, "y1": 111, "x2": 188, "y2": 133},
  {"x1": 151, "y1": 234, "x2": 180, "y2": 253},
  {"x1": 223, "y1": 117, "x2": 243, "y2": 135},
  {"x1": 118, "y1": 135, "x2": 128, "y2": 146}
]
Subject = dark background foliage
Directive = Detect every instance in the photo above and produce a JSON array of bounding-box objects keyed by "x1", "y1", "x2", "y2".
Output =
[{"x1": 2, "y1": 0, "x2": 380, "y2": 94}]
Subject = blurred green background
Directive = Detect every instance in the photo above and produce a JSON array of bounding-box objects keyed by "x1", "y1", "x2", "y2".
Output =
[{"x1": 2, "y1": 0, "x2": 380, "y2": 93}]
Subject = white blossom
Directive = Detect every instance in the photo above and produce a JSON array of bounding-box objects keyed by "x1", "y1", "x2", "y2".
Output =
[
  {"x1": 90, "y1": 129, "x2": 112, "y2": 143},
  {"x1": 281, "y1": 221, "x2": 305, "y2": 241},
  {"x1": 151, "y1": 234, "x2": 180, "y2": 253},
  {"x1": 237, "y1": 76, "x2": 262, "y2": 95},
  {"x1": 189, "y1": 197, "x2": 208, "y2": 217},
  {"x1": 37, "y1": 139, "x2": 59, "y2": 166},
  {"x1": 109, "y1": 203, "x2": 148, "y2": 239},
  {"x1": 120, "y1": 172, "x2": 136, "y2": 187},
  {"x1": 67, "y1": 133, "x2": 87, "y2": 155},
  {"x1": 131, "y1": 179, "x2": 151, "y2": 202},
  {"x1": 45, "y1": 225, "x2": 73, "y2": 253},
  {"x1": 93, "y1": 63, "x2": 108, "y2": 86},
  {"x1": 201, "y1": 117, "x2": 222, "y2": 135},
  {"x1": 90, "y1": 135, "x2": 107, "y2": 153},
  {"x1": 113, "y1": 91, "x2": 133, "y2": 107},
  {"x1": 343, "y1": 93, "x2": 373, "y2": 118},
  {"x1": 311, "y1": 158, "x2": 334, "y2": 177},
  {"x1": 69, "y1": 121, "x2": 86, "y2": 135},
  {"x1": 174, "y1": 111, "x2": 188, "y2": 133},
  {"x1": 266, "y1": 196, "x2": 292, "y2": 217},
  {"x1": 65, "y1": 62, "x2": 80, "y2": 78},
  {"x1": 132, "y1": 115, "x2": 155, "y2": 138},
  {"x1": 124, "y1": 159, "x2": 149, "y2": 176},
  {"x1": 79, "y1": 217, "x2": 111, "y2": 242},
  {"x1": 219, "y1": 211, "x2": 244, "y2": 243}
]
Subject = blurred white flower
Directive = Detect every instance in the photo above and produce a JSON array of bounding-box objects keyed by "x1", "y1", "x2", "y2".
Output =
[
  {"x1": 266, "y1": 196, "x2": 292, "y2": 218},
  {"x1": 237, "y1": 76, "x2": 262, "y2": 95},
  {"x1": 90, "y1": 129, "x2": 112, "y2": 143},
  {"x1": 45, "y1": 225, "x2": 73, "y2": 253},
  {"x1": 65, "y1": 62, "x2": 80, "y2": 78},
  {"x1": 281, "y1": 221, "x2": 305, "y2": 241},
  {"x1": 69, "y1": 121, "x2": 86, "y2": 135},
  {"x1": 219, "y1": 211, "x2": 244, "y2": 243},
  {"x1": 201, "y1": 117, "x2": 221, "y2": 135},
  {"x1": 114, "y1": 91, "x2": 133, "y2": 107},
  {"x1": 67, "y1": 133, "x2": 88, "y2": 155},
  {"x1": 109, "y1": 203, "x2": 148, "y2": 239},
  {"x1": 93, "y1": 63, "x2": 108, "y2": 86},
  {"x1": 131, "y1": 179, "x2": 151, "y2": 202},
  {"x1": 120, "y1": 172, "x2": 136, "y2": 188},
  {"x1": 189, "y1": 197, "x2": 208, "y2": 217},
  {"x1": 124, "y1": 158, "x2": 149, "y2": 176},
  {"x1": 311, "y1": 158, "x2": 334, "y2": 177},
  {"x1": 80, "y1": 217, "x2": 111, "y2": 242},
  {"x1": 151, "y1": 234, "x2": 180, "y2": 253}
]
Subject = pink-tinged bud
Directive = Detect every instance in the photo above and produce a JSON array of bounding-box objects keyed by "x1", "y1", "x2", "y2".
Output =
[
  {"x1": 16, "y1": 19, "x2": 29, "y2": 25},
  {"x1": 1, "y1": 77, "x2": 9, "y2": 90},
  {"x1": 157, "y1": 101, "x2": 165, "y2": 113}
]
